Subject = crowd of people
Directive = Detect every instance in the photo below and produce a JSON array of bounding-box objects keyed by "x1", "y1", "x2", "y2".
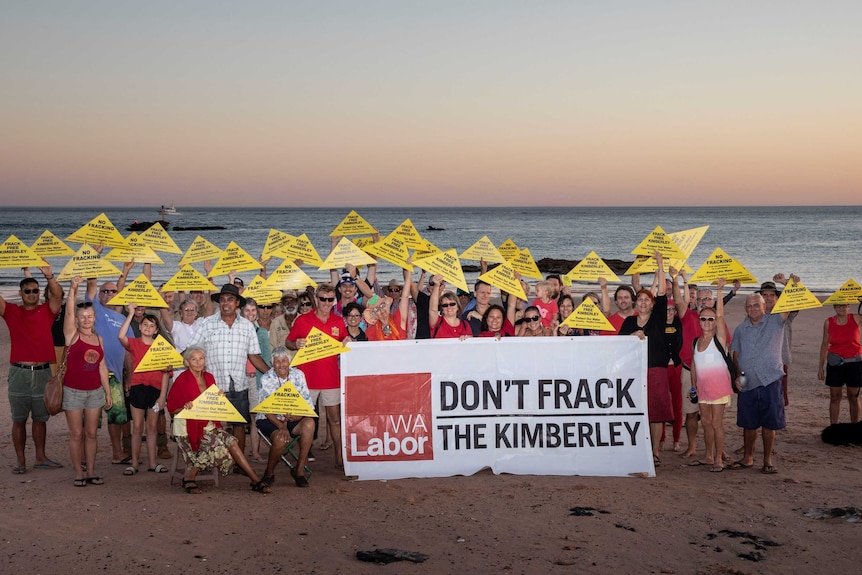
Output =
[{"x1": 2, "y1": 247, "x2": 859, "y2": 489}]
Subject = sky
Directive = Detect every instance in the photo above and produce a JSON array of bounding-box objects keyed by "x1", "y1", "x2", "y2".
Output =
[{"x1": 1, "y1": 1, "x2": 860, "y2": 207}]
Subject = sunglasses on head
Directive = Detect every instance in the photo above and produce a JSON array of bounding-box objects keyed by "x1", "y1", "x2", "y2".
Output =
[
  {"x1": 21, "y1": 288, "x2": 40, "y2": 295},
  {"x1": 318, "y1": 296, "x2": 335, "y2": 302},
  {"x1": 440, "y1": 302, "x2": 457, "y2": 308},
  {"x1": 525, "y1": 315, "x2": 541, "y2": 322}
]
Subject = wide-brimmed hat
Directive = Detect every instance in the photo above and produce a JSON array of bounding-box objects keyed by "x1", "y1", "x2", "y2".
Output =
[
  {"x1": 756, "y1": 281, "x2": 781, "y2": 295},
  {"x1": 211, "y1": 283, "x2": 247, "y2": 307}
]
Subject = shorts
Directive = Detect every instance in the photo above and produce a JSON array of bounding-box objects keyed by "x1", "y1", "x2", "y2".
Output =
[
  {"x1": 225, "y1": 388, "x2": 250, "y2": 423},
  {"x1": 700, "y1": 395, "x2": 732, "y2": 406},
  {"x1": 310, "y1": 388, "x2": 340, "y2": 408},
  {"x1": 646, "y1": 367, "x2": 673, "y2": 423},
  {"x1": 737, "y1": 379, "x2": 785, "y2": 431},
  {"x1": 256, "y1": 417, "x2": 301, "y2": 439},
  {"x1": 128, "y1": 385, "x2": 160, "y2": 410},
  {"x1": 8, "y1": 365, "x2": 51, "y2": 423},
  {"x1": 63, "y1": 386, "x2": 106, "y2": 410},
  {"x1": 825, "y1": 361, "x2": 862, "y2": 388},
  {"x1": 247, "y1": 375, "x2": 260, "y2": 411},
  {"x1": 681, "y1": 368, "x2": 699, "y2": 415}
]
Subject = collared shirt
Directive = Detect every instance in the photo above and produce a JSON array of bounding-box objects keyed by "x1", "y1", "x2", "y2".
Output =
[
  {"x1": 730, "y1": 313, "x2": 786, "y2": 390},
  {"x1": 170, "y1": 317, "x2": 204, "y2": 354},
  {"x1": 187, "y1": 313, "x2": 261, "y2": 392},
  {"x1": 255, "y1": 366, "x2": 312, "y2": 421},
  {"x1": 87, "y1": 297, "x2": 132, "y2": 382},
  {"x1": 1, "y1": 301, "x2": 57, "y2": 363}
]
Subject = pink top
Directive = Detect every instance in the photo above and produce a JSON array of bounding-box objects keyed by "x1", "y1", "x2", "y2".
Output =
[{"x1": 693, "y1": 338, "x2": 733, "y2": 401}]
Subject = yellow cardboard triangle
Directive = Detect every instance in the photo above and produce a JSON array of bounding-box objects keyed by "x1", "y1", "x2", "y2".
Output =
[
  {"x1": 561, "y1": 298, "x2": 616, "y2": 332},
  {"x1": 771, "y1": 280, "x2": 823, "y2": 313},
  {"x1": 624, "y1": 255, "x2": 652, "y2": 275},
  {"x1": 283, "y1": 233, "x2": 323, "y2": 267},
  {"x1": 265, "y1": 259, "x2": 318, "y2": 291},
  {"x1": 138, "y1": 223, "x2": 182, "y2": 254},
  {"x1": 208, "y1": 241, "x2": 262, "y2": 278},
  {"x1": 391, "y1": 218, "x2": 426, "y2": 249},
  {"x1": 631, "y1": 226, "x2": 687, "y2": 259},
  {"x1": 0, "y1": 235, "x2": 48, "y2": 268},
  {"x1": 107, "y1": 274, "x2": 168, "y2": 308},
  {"x1": 411, "y1": 239, "x2": 442, "y2": 260},
  {"x1": 65, "y1": 213, "x2": 129, "y2": 249},
  {"x1": 134, "y1": 335, "x2": 184, "y2": 372},
  {"x1": 291, "y1": 326, "x2": 350, "y2": 367},
  {"x1": 104, "y1": 233, "x2": 165, "y2": 264},
  {"x1": 330, "y1": 210, "x2": 378, "y2": 236},
  {"x1": 689, "y1": 247, "x2": 758, "y2": 284},
  {"x1": 176, "y1": 386, "x2": 247, "y2": 423},
  {"x1": 823, "y1": 279, "x2": 862, "y2": 305},
  {"x1": 362, "y1": 231, "x2": 412, "y2": 271},
  {"x1": 351, "y1": 236, "x2": 375, "y2": 251},
  {"x1": 319, "y1": 237, "x2": 376, "y2": 271},
  {"x1": 29, "y1": 230, "x2": 76, "y2": 257},
  {"x1": 56, "y1": 244, "x2": 122, "y2": 281},
  {"x1": 670, "y1": 226, "x2": 709, "y2": 258},
  {"x1": 478, "y1": 263, "x2": 527, "y2": 299},
  {"x1": 178, "y1": 235, "x2": 223, "y2": 266},
  {"x1": 260, "y1": 229, "x2": 296, "y2": 260},
  {"x1": 507, "y1": 247, "x2": 542, "y2": 279},
  {"x1": 460, "y1": 236, "x2": 506, "y2": 264},
  {"x1": 624, "y1": 254, "x2": 692, "y2": 276},
  {"x1": 161, "y1": 265, "x2": 218, "y2": 292},
  {"x1": 250, "y1": 380, "x2": 317, "y2": 417},
  {"x1": 497, "y1": 239, "x2": 520, "y2": 261},
  {"x1": 566, "y1": 251, "x2": 621, "y2": 283},
  {"x1": 240, "y1": 275, "x2": 283, "y2": 305},
  {"x1": 412, "y1": 248, "x2": 468, "y2": 292}
]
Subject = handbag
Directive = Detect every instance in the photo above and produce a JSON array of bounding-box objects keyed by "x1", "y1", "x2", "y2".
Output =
[{"x1": 43, "y1": 347, "x2": 68, "y2": 416}]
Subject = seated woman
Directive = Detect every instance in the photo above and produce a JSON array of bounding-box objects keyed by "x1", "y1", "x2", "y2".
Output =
[{"x1": 165, "y1": 346, "x2": 270, "y2": 494}]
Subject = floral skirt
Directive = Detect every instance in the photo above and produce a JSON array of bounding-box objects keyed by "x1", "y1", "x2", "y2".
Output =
[{"x1": 176, "y1": 424, "x2": 236, "y2": 476}]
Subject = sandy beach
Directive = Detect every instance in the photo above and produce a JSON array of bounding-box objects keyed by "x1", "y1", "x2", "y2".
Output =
[{"x1": 1, "y1": 295, "x2": 860, "y2": 575}]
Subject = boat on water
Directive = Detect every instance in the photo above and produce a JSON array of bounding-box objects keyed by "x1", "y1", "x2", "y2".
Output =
[
  {"x1": 426, "y1": 225, "x2": 445, "y2": 231},
  {"x1": 160, "y1": 204, "x2": 181, "y2": 217}
]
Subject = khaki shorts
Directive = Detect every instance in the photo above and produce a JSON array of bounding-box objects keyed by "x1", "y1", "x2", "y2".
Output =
[
  {"x1": 310, "y1": 388, "x2": 340, "y2": 407},
  {"x1": 681, "y1": 368, "x2": 699, "y2": 415},
  {"x1": 8, "y1": 365, "x2": 51, "y2": 423}
]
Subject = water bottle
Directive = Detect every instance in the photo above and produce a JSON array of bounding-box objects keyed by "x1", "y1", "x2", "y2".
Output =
[
  {"x1": 737, "y1": 371, "x2": 747, "y2": 391},
  {"x1": 689, "y1": 387, "x2": 699, "y2": 404},
  {"x1": 152, "y1": 403, "x2": 160, "y2": 413}
]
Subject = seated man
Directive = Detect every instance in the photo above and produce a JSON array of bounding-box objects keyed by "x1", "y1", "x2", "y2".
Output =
[{"x1": 256, "y1": 346, "x2": 315, "y2": 488}]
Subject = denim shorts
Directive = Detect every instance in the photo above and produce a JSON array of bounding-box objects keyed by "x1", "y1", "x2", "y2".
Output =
[
  {"x1": 63, "y1": 386, "x2": 106, "y2": 410},
  {"x1": 737, "y1": 379, "x2": 785, "y2": 431}
]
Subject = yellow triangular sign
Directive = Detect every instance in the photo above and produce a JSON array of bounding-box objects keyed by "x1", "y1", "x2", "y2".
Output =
[
  {"x1": 107, "y1": 274, "x2": 168, "y2": 308},
  {"x1": 362, "y1": 231, "x2": 412, "y2": 271},
  {"x1": 30, "y1": 230, "x2": 75, "y2": 257},
  {"x1": 566, "y1": 251, "x2": 621, "y2": 283},
  {"x1": 208, "y1": 241, "x2": 262, "y2": 278},
  {"x1": 282, "y1": 233, "x2": 323, "y2": 267},
  {"x1": 241, "y1": 275, "x2": 282, "y2": 305},
  {"x1": 56, "y1": 244, "x2": 122, "y2": 281},
  {"x1": 138, "y1": 223, "x2": 182, "y2": 254},
  {"x1": 507, "y1": 247, "x2": 542, "y2": 279},
  {"x1": 330, "y1": 210, "x2": 378, "y2": 236},
  {"x1": 161, "y1": 265, "x2": 218, "y2": 292},
  {"x1": 265, "y1": 259, "x2": 318, "y2": 291},
  {"x1": 561, "y1": 298, "x2": 616, "y2": 332},
  {"x1": 460, "y1": 236, "x2": 506, "y2": 264},
  {"x1": 625, "y1": 254, "x2": 693, "y2": 276},
  {"x1": 670, "y1": 226, "x2": 709, "y2": 258},
  {"x1": 411, "y1": 239, "x2": 441, "y2": 261},
  {"x1": 134, "y1": 335, "x2": 184, "y2": 372},
  {"x1": 498, "y1": 239, "x2": 520, "y2": 261},
  {"x1": 319, "y1": 237, "x2": 377, "y2": 271},
  {"x1": 631, "y1": 226, "x2": 687, "y2": 260},
  {"x1": 65, "y1": 213, "x2": 129, "y2": 249},
  {"x1": 823, "y1": 279, "x2": 862, "y2": 305},
  {"x1": 0, "y1": 235, "x2": 48, "y2": 268},
  {"x1": 689, "y1": 247, "x2": 757, "y2": 284},
  {"x1": 478, "y1": 263, "x2": 527, "y2": 300},
  {"x1": 178, "y1": 235, "x2": 223, "y2": 266},
  {"x1": 104, "y1": 233, "x2": 164, "y2": 264},
  {"x1": 391, "y1": 219, "x2": 426, "y2": 249},
  {"x1": 771, "y1": 280, "x2": 823, "y2": 313},
  {"x1": 412, "y1": 248, "x2": 468, "y2": 292},
  {"x1": 250, "y1": 380, "x2": 317, "y2": 417},
  {"x1": 291, "y1": 326, "x2": 350, "y2": 367},
  {"x1": 351, "y1": 236, "x2": 375, "y2": 251},
  {"x1": 260, "y1": 229, "x2": 296, "y2": 260},
  {"x1": 176, "y1": 386, "x2": 247, "y2": 423}
]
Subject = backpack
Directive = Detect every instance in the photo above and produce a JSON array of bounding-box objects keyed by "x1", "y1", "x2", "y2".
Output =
[{"x1": 693, "y1": 335, "x2": 740, "y2": 393}]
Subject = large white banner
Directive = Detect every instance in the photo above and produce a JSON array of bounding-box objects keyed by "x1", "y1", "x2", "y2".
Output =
[{"x1": 341, "y1": 337, "x2": 654, "y2": 480}]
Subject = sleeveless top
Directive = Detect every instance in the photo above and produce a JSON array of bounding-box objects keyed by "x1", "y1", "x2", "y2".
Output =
[
  {"x1": 65, "y1": 337, "x2": 104, "y2": 391},
  {"x1": 433, "y1": 318, "x2": 472, "y2": 339},
  {"x1": 828, "y1": 315, "x2": 862, "y2": 358},
  {"x1": 693, "y1": 338, "x2": 733, "y2": 402}
]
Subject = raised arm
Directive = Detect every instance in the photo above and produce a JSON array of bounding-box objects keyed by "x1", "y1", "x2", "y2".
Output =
[
  {"x1": 118, "y1": 303, "x2": 136, "y2": 349},
  {"x1": 655, "y1": 252, "x2": 666, "y2": 297},
  {"x1": 398, "y1": 268, "x2": 412, "y2": 331},
  {"x1": 598, "y1": 277, "x2": 611, "y2": 316},
  {"x1": 715, "y1": 278, "x2": 728, "y2": 346},
  {"x1": 64, "y1": 276, "x2": 83, "y2": 345},
  {"x1": 428, "y1": 274, "x2": 444, "y2": 329},
  {"x1": 671, "y1": 269, "x2": 686, "y2": 317}
]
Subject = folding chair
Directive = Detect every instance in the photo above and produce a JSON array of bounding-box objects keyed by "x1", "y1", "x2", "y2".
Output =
[
  {"x1": 169, "y1": 438, "x2": 220, "y2": 487},
  {"x1": 257, "y1": 427, "x2": 313, "y2": 480}
]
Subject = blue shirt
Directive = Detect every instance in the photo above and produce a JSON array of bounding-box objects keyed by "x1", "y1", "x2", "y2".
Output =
[
  {"x1": 87, "y1": 296, "x2": 133, "y2": 383},
  {"x1": 730, "y1": 313, "x2": 786, "y2": 390}
]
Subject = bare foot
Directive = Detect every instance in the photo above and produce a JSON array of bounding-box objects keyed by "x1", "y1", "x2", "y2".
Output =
[
  {"x1": 680, "y1": 450, "x2": 696, "y2": 458},
  {"x1": 658, "y1": 441, "x2": 665, "y2": 452},
  {"x1": 672, "y1": 443, "x2": 682, "y2": 452}
]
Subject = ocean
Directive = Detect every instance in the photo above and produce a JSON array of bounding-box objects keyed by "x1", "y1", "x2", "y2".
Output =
[{"x1": 0, "y1": 205, "x2": 859, "y2": 298}]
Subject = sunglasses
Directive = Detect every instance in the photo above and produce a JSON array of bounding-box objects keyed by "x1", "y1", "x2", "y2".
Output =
[
  {"x1": 699, "y1": 317, "x2": 716, "y2": 322},
  {"x1": 440, "y1": 302, "x2": 457, "y2": 308},
  {"x1": 318, "y1": 296, "x2": 335, "y2": 302},
  {"x1": 525, "y1": 315, "x2": 541, "y2": 322},
  {"x1": 101, "y1": 289, "x2": 118, "y2": 294},
  {"x1": 299, "y1": 301, "x2": 313, "y2": 307},
  {"x1": 346, "y1": 313, "x2": 362, "y2": 318},
  {"x1": 22, "y1": 288, "x2": 40, "y2": 295},
  {"x1": 76, "y1": 302, "x2": 94, "y2": 309},
  {"x1": 387, "y1": 287, "x2": 402, "y2": 293},
  {"x1": 257, "y1": 305, "x2": 274, "y2": 310}
]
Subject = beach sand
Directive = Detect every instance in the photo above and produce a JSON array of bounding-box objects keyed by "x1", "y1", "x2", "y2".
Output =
[{"x1": 1, "y1": 297, "x2": 860, "y2": 574}]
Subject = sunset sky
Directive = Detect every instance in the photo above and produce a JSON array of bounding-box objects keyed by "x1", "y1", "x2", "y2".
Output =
[{"x1": 1, "y1": 1, "x2": 859, "y2": 207}]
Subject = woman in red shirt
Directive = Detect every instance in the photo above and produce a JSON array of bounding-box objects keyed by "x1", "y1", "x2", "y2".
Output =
[
  {"x1": 818, "y1": 303, "x2": 862, "y2": 424},
  {"x1": 429, "y1": 276, "x2": 472, "y2": 340}
]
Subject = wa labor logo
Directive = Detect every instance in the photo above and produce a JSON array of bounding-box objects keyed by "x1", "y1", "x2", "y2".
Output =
[{"x1": 344, "y1": 372, "x2": 433, "y2": 462}]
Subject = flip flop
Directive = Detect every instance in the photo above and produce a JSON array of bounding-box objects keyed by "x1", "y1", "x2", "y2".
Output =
[
  {"x1": 123, "y1": 466, "x2": 138, "y2": 476},
  {"x1": 710, "y1": 466, "x2": 724, "y2": 473},
  {"x1": 726, "y1": 461, "x2": 754, "y2": 470},
  {"x1": 148, "y1": 464, "x2": 168, "y2": 473},
  {"x1": 111, "y1": 455, "x2": 132, "y2": 465},
  {"x1": 761, "y1": 465, "x2": 778, "y2": 474},
  {"x1": 12, "y1": 465, "x2": 27, "y2": 475},
  {"x1": 688, "y1": 460, "x2": 711, "y2": 467},
  {"x1": 73, "y1": 478, "x2": 87, "y2": 487},
  {"x1": 86, "y1": 476, "x2": 104, "y2": 485},
  {"x1": 34, "y1": 460, "x2": 63, "y2": 469}
]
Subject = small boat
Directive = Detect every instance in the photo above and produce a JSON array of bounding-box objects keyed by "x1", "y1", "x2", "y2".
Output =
[
  {"x1": 160, "y1": 203, "x2": 181, "y2": 216},
  {"x1": 426, "y1": 225, "x2": 445, "y2": 231}
]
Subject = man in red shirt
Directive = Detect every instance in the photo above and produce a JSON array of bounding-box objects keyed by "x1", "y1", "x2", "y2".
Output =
[
  {"x1": 0, "y1": 266, "x2": 63, "y2": 474},
  {"x1": 286, "y1": 284, "x2": 347, "y2": 468}
]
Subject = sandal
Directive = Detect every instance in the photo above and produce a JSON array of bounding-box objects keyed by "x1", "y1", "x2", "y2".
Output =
[
  {"x1": 251, "y1": 480, "x2": 272, "y2": 494},
  {"x1": 148, "y1": 464, "x2": 168, "y2": 473},
  {"x1": 85, "y1": 476, "x2": 104, "y2": 485},
  {"x1": 182, "y1": 479, "x2": 202, "y2": 494},
  {"x1": 261, "y1": 474, "x2": 275, "y2": 487},
  {"x1": 293, "y1": 474, "x2": 309, "y2": 488},
  {"x1": 73, "y1": 478, "x2": 87, "y2": 487},
  {"x1": 12, "y1": 465, "x2": 26, "y2": 475},
  {"x1": 123, "y1": 466, "x2": 138, "y2": 476}
]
